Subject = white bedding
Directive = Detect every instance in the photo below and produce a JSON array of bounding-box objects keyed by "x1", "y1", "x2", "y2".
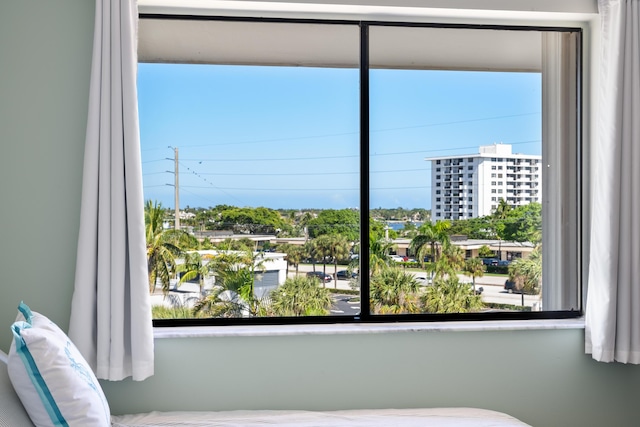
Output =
[{"x1": 111, "y1": 408, "x2": 531, "y2": 427}]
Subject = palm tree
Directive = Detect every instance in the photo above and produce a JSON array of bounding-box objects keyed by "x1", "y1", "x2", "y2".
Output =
[
  {"x1": 492, "y1": 199, "x2": 511, "y2": 259},
  {"x1": 326, "y1": 234, "x2": 351, "y2": 288},
  {"x1": 463, "y1": 257, "x2": 485, "y2": 294},
  {"x1": 422, "y1": 276, "x2": 484, "y2": 314},
  {"x1": 311, "y1": 235, "x2": 333, "y2": 278},
  {"x1": 177, "y1": 252, "x2": 209, "y2": 295},
  {"x1": 267, "y1": 276, "x2": 332, "y2": 316},
  {"x1": 192, "y1": 286, "x2": 245, "y2": 318},
  {"x1": 369, "y1": 231, "x2": 395, "y2": 276},
  {"x1": 145, "y1": 200, "x2": 183, "y2": 294},
  {"x1": 203, "y1": 249, "x2": 267, "y2": 316},
  {"x1": 434, "y1": 244, "x2": 465, "y2": 279},
  {"x1": 370, "y1": 267, "x2": 421, "y2": 314},
  {"x1": 508, "y1": 245, "x2": 542, "y2": 296},
  {"x1": 410, "y1": 221, "x2": 451, "y2": 278},
  {"x1": 286, "y1": 245, "x2": 305, "y2": 277}
]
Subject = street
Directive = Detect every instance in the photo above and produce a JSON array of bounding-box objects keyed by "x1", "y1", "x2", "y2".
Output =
[{"x1": 291, "y1": 263, "x2": 541, "y2": 310}]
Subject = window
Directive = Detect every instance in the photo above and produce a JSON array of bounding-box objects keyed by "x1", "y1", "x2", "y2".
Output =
[{"x1": 139, "y1": 16, "x2": 582, "y2": 326}]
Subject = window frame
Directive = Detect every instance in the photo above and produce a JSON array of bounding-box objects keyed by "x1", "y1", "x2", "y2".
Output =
[{"x1": 139, "y1": 14, "x2": 584, "y2": 328}]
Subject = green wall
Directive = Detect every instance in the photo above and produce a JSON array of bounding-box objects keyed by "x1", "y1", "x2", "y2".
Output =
[{"x1": 1, "y1": 1, "x2": 639, "y2": 426}]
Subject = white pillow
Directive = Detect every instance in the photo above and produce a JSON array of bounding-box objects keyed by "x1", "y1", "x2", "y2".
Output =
[{"x1": 8, "y1": 302, "x2": 111, "y2": 427}]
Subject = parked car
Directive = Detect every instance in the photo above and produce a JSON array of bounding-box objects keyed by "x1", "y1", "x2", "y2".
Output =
[
  {"x1": 306, "y1": 271, "x2": 332, "y2": 283},
  {"x1": 482, "y1": 258, "x2": 499, "y2": 266},
  {"x1": 336, "y1": 270, "x2": 358, "y2": 280},
  {"x1": 504, "y1": 279, "x2": 518, "y2": 293},
  {"x1": 497, "y1": 260, "x2": 511, "y2": 267},
  {"x1": 390, "y1": 255, "x2": 405, "y2": 262}
]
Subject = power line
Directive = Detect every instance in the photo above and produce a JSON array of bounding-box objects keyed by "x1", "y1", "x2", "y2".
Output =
[
  {"x1": 178, "y1": 139, "x2": 540, "y2": 163},
  {"x1": 172, "y1": 112, "x2": 540, "y2": 149}
]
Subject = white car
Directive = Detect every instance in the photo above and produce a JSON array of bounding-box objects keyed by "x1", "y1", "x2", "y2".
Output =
[{"x1": 390, "y1": 255, "x2": 405, "y2": 262}]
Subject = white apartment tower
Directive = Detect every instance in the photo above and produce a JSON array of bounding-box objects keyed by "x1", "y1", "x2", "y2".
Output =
[{"x1": 426, "y1": 144, "x2": 542, "y2": 222}]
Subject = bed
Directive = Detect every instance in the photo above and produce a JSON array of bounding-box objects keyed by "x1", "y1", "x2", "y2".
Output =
[
  {"x1": 1, "y1": 302, "x2": 532, "y2": 427},
  {"x1": 111, "y1": 408, "x2": 531, "y2": 427}
]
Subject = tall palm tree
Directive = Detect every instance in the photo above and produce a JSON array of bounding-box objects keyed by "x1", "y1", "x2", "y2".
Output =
[
  {"x1": 268, "y1": 276, "x2": 332, "y2": 316},
  {"x1": 369, "y1": 231, "x2": 395, "y2": 276},
  {"x1": 410, "y1": 221, "x2": 451, "y2": 273},
  {"x1": 177, "y1": 252, "x2": 209, "y2": 295},
  {"x1": 434, "y1": 244, "x2": 465, "y2": 279},
  {"x1": 463, "y1": 257, "x2": 485, "y2": 294},
  {"x1": 312, "y1": 235, "x2": 333, "y2": 277},
  {"x1": 326, "y1": 234, "x2": 351, "y2": 288},
  {"x1": 145, "y1": 200, "x2": 194, "y2": 294}
]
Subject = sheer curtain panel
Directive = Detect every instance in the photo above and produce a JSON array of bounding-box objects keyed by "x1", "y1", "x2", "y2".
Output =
[
  {"x1": 586, "y1": 0, "x2": 640, "y2": 363},
  {"x1": 69, "y1": 0, "x2": 154, "y2": 381}
]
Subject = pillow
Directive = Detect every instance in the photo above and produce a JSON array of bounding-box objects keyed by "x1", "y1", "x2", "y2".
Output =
[
  {"x1": 0, "y1": 349, "x2": 34, "y2": 427},
  {"x1": 8, "y1": 302, "x2": 111, "y2": 427}
]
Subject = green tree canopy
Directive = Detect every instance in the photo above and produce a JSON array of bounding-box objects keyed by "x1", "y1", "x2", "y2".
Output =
[
  {"x1": 218, "y1": 207, "x2": 289, "y2": 235},
  {"x1": 307, "y1": 209, "x2": 359, "y2": 241}
]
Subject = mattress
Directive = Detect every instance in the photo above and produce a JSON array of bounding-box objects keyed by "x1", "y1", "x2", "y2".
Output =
[{"x1": 111, "y1": 407, "x2": 531, "y2": 427}]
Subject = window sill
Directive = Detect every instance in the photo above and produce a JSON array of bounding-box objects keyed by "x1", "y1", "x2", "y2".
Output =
[{"x1": 153, "y1": 317, "x2": 585, "y2": 339}]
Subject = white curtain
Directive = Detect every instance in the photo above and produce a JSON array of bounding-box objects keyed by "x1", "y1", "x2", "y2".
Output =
[
  {"x1": 69, "y1": 0, "x2": 154, "y2": 381},
  {"x1": 586, "y1": 0, "x2": 640, "y2": 363}
]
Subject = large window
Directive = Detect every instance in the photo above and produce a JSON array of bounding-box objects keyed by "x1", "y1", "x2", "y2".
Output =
[{"x1": 138, "y1": 16, "x2": 581, "y2": 325}]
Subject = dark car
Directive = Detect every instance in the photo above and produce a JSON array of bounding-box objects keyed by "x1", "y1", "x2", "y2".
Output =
[
  {"x1": 482, "y1": 258, "x2": 499, "y2": 266},
  {"x1": 336, "y1": 270, "x2": 358, "y2": 280},
  {"x1": 306, "y1": 271, "x2": 332, "y2": 283},
  {"x1": 497, "y1": 259, "x2": 511, "y2": 267},
  {"x1": 504, "y1": 279, "x2": 518, "y2": 293}
]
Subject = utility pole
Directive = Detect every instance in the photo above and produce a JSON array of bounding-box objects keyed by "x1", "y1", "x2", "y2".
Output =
[{"x1": 174, "y1": 147, "x2": 180, "y2": 231}]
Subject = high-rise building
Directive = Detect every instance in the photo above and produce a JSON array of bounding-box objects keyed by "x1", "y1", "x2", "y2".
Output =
[{"x1": 426, "y1": 144, "x2": 541, "y2": 222}]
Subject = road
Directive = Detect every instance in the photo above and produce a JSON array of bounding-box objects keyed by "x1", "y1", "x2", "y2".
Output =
[{"x1": 291, "y1": 263, "x2": 541, "y2": 310}]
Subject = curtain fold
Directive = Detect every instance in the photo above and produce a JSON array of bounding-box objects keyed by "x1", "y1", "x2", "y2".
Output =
[
  {"x1": 69, "y1": 0, "x2": 154, "y2": 381},
  {"x1": 586, "y1": 0, "x2": 640, "y2": 363}
]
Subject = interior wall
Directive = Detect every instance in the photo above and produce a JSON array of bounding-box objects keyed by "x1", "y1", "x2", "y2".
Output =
[
  {"x1": 1, "y1": 1, "x2": 639, "y2": 427},
  {"x1": 102, "y1": 329, "x2": 640, "y2": 426},
  {"x1": 0, "y1": 0, "x2": 94, "y2": 342}
]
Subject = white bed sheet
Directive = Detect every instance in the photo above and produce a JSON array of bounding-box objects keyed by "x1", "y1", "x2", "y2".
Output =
[{"x1": 111, "y1": 408, "x2": 531, "y2": 427}]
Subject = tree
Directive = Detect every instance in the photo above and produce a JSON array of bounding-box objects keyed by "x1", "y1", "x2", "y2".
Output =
[
  {"x1": 370, "y1": 268, "x2": 421, "y2": 314},
  {"x1": 326, "y1": 234, "x2": 351, "y2": 287},
  {"x1": 434, "y1": 244, "x2": 465, "y2": 279},
  {"x1": 478, "y1": 245, "x2": 494, "y2": 258},
  {"x1": 369, "y1": 231, "x2": 395, "y2": 276},
  {"x1": 422, "y1": 276, "x2": 484, "y2": 314},
  {"x1": 508, "y1": 246, "x2": 542, "y2": 296},
  {"x1": 410, "y1": 221, "x2": 451, "y2": 268},
  {"x1": 177, "y1": 252, "x2": 209, "y2": 295},
  {"x1": 267, "y1": 276, "x2": 332, "y2": 316},
  {"x1": 306, "y1": 209, "x2": 359, "y2": 241},
  {"x1": 145, "y1": 200, "x2": 198, "y2": 294},
  {"x1": 203, "y1": 249, "x2": 267, "y2": 316},
  {"x1": 218, "y1": 206, "x2": 289, "y2": 235},
  {"x1": 463, "y1": 257, "x2": 485, "y2": 294}
]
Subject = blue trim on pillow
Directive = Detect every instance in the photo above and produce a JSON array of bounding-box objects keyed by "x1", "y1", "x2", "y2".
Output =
[
  {"x1": 11, "y1": 322, "x2": 69, "y2": 427},
  {"x1": 18, "y1": 301, "x2": 33, "y2": 324}
]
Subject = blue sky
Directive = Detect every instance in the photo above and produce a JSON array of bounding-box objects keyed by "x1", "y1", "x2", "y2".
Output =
[{"x1": 138, "y1": 63, "x2": 541, "y2": 210}]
